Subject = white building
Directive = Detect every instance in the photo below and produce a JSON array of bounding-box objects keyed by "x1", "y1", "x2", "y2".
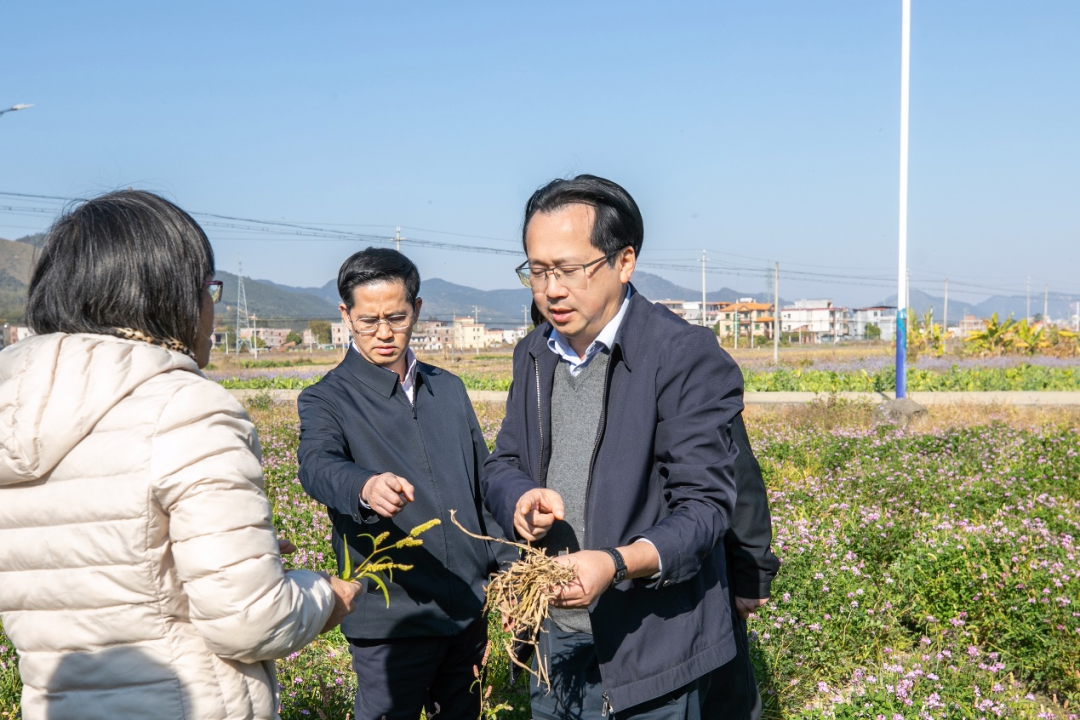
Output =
[
  {"x1": 654, "y1": 299, "x2": 728, "y2": 326},
  {"x1": 780, "y1": 300, "x2": 849, "y2": 343},
  {"x1": 850, "y1": 307, "x2": 897, "y2": 341},
  {"x1": 410, "y1": 332, "x2": 443, "y2": 352},
  {"x1": 501, "y1": 327, "x2": 528, "y2": 344}
]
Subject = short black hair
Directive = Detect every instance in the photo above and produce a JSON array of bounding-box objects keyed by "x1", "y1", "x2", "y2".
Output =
[
  {"x1": 522, "y1": 174, "x2": 644, "y2": 260},
  {"x1": 26, "y1": 190, "x2": 215, "y2": 351},
  {"x1": 337, "y1": 247, "x2": 421, "y2": 311}
]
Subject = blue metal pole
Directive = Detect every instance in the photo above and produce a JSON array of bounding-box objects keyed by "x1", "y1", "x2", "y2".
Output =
[{"x1": 895, "y1": 309, "x2": 907, "y2": 398}]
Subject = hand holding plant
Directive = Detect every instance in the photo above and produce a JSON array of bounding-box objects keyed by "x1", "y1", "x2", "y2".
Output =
[
  {"x1": 338, "y1": 518, "x2": 441, "y2": 607},
  {"x1": 319, "y1": 574, "x2": 362, "y2": 634}
]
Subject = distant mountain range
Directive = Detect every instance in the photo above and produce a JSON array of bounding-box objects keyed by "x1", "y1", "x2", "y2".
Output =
[
  {"x1": 0, "y1": 233, "x2": 1074, "y2": 327},
  {"x1": 262, "y1": 272, "x2": 785, "y2": 326},
  {"x1": 878, "y1": 288, "x2": 1079, "y2": 326}
]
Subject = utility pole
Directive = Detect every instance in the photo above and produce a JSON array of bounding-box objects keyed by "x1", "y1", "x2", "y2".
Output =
[
  {"x1": 251, "y1": 315, "x2": 258, "y2": 360},
  {"x1": 700, "y1": 250, "x2": 707, "y2": 328},
  {"x1": 773, "y1": 262, "x2": 779, "y2": 364},
  {"x1": 395, "y1": 227, "x2": 404, "y2": 252},
  {"x1": 523, "y1": 305, "x2": 529, "y2": 330},
  {"x1": 942, "y1": 278, "x2": 948, "y2": 339},
  {"x1": 1026, "y1": 276, "x2": 1031, "y2": 321},
  {"x1": 734, "y1": 306, "x2": 739, "y2": 350},
  {"x1": 750, "y1": 307, "x2": 755, "y2": 349},
  {"x1": 224, "y1": 331, "x2": 229, "y2": 355},
  {"x1": 473, "y1": 305, "x2": 479, "y2": 324}
]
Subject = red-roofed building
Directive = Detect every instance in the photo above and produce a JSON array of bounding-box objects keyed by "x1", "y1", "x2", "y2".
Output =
[{"x1": 717, "y1": 301, "x2": 775, "y2": 343}]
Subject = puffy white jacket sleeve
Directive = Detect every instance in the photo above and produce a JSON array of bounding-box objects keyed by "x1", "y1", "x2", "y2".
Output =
[{"x1": 151, "y1": 378, "x2": 334, "y2": 663}]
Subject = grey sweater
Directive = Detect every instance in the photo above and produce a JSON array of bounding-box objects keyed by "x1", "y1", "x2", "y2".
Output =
[{"x1": 544, "y1": 351, "x2": 609, "y2": 633}]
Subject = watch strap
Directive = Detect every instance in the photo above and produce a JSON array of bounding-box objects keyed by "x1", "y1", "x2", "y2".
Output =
[{"x1": 601, "y1": 547, "x2": 627, "y2": 585}]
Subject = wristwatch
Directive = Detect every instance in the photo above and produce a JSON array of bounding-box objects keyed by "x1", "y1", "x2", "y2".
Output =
[{"x1": 601, "y1": 547, "x2": 627, "y2": 585}]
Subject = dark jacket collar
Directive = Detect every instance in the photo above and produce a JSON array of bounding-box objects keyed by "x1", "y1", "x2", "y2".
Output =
[
  {"x1": 525, "y1": 282, "x2": 649, "y2": 372},
  {"x1": 339, "y1": 345, "x2": 433, "y2": 400}
]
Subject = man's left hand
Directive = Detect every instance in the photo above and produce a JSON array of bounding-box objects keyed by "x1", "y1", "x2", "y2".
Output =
[
  {"x1": 735, "y1": 596, "x2": 768, "y2": 619},
  {"x1": 550, "y1": 550, "x2": 616, "y2": 608}
]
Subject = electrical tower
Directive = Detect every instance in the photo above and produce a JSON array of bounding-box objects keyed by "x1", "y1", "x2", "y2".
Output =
[{"x1": 235, "y1": 257, "x2": 251, "y2": 353}]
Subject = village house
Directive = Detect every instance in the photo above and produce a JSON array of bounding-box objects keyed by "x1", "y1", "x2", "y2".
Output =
[
  {"x1": 781, "y1": 300, "x2": 849, "y2": 343},
  {"x1": 957, "y1": 314, "x2": 985, "y2": 337},
  {"x1": 452, "y1": 316, "x2": 486, "y2": 350},
  {"x1": 239, "y1": 327, "x2": 291, "y2": 349},
  {"x1": 849, "y1": 306, "x2": 897, "y2": 341},
  {"x1": 716, "y1": 300, "x2": 775, "y2": 342},
  {"x1": 653, "y1": 299, "x2": 729, "y2": 326}
]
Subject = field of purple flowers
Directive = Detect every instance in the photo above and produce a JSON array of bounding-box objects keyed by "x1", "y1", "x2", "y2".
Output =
[
  {"x1": 1, "y1": 401, "x2": 1077, "y2": 720},
  {"x1": 748, "y1": 402, "x2": 1079, "y2": 718}
]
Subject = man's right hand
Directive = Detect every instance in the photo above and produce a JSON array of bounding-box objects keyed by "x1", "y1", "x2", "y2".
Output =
[
  {"x1": 319, "y1": 573, "x2": 362, "y2": 634},
  {"x1": 361, "y1": 472, "x2": 415, "y2": 518},
  {"x1": 513, "y1": 488, "x2": 565, "y2": 542}
]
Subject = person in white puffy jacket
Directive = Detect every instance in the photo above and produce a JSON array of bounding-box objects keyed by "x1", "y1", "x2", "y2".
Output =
[{"x1": 0, "y1": 190, "x2": 360, "y2": 720}]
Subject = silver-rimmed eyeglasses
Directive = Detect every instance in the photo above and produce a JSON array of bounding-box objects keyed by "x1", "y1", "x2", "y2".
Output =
[
  {"x1": 349, "y1": 313, "x2": 414, "y2": 336},
  {"x1": 515, "y1": 251, "x2": 618, "y2": 290}
]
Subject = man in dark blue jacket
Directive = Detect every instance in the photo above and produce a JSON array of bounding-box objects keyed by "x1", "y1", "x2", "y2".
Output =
[
  {"x1": 298, "y1": 248, "x2": 511, "y2": 720},
  {"x1": 484, "y1": 175, "x2": 745, "y2": 718},
  {"x1": 522, "y1": 303, "x2": 780, "y2": 719}
]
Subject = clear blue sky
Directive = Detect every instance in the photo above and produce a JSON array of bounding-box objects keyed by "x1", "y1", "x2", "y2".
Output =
[{"x1": 1, "y1": 1, "x2": 1077, "y2": 308}]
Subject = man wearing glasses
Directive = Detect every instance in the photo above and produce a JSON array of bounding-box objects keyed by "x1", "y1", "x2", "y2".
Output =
[
  {"x1": 297, "y1": 247, "x2": 512, "y2": 720},
  {"x1": 484, "y1": 175, "x2": 745, "y2": 719}
]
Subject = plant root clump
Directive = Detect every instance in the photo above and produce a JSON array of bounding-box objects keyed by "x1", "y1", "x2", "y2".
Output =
[{"x1": 449, "y1": 510, "x2": 576, "y2": 691}]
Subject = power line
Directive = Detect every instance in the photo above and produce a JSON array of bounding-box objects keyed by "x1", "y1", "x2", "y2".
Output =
[{"x1": 3, "y1": 190, "x2": 1077, "y2": 297}]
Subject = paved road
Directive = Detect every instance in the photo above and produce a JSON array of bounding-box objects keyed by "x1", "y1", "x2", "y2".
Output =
[{"x1": 226, "y1": 388, "x2": 1080, "y2": 407}]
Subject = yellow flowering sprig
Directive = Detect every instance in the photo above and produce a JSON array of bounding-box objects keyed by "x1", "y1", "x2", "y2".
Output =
[{"x1": 339, "y1": 519, "x2": 441, "y2": 607}]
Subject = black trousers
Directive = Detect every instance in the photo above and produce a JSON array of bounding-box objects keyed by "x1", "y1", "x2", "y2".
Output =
[
  {"x1": 704, "y1": 610, "x2": 762, "y2": 720},
  {"x1": 530, "y1": 622, "x2": 712, "y2": 720},
  {"x1": 347, "y1": 618, "x2": 486, "y2": 720}
]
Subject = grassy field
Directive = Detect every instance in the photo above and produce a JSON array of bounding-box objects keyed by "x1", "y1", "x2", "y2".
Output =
[{"x1": 2, "y1": 398, "x2": 1078, "y2": 719}]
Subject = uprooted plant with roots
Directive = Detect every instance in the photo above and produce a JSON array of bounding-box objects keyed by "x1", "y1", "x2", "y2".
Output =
[{"x1": 449, "y1": 509, "x2": 576, "y2": 693}]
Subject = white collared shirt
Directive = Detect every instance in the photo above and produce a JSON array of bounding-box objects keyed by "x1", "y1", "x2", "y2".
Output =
[
  {"x1": 399, "y1": 347, "x2": 419, "y2": 405},
  {"x1": 354, "y1": 344, "x2": 418, "y2": 512},
  {"x1": 351, "y1": 343, "x2": 419, "y2": 405},
  {"x1": 546, "y1": 286, "x2": 633, "y2": 375}
]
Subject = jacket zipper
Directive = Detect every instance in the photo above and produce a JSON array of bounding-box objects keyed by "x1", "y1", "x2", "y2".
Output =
[
  {"x1": 533, "y1": 357, "x2": 545, "y2": 484},
  {"x1": 602, "y1": 692, "x2": 613, "y2": 716},
  {"x1": 586, "y1": 356, "x2": 613, "y2": 710}
]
